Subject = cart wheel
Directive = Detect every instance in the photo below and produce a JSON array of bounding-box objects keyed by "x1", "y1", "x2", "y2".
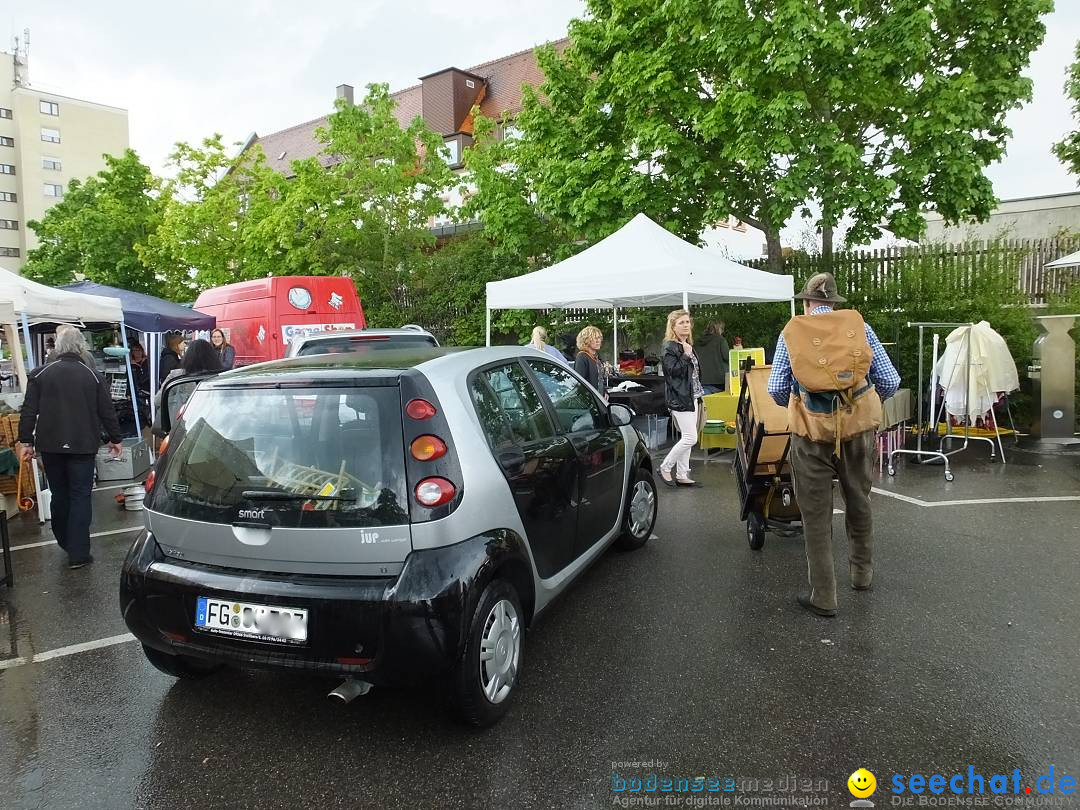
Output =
[
  {"x1": 944, "y1": 471, "x2": 954, "y2": 482},
  {"x1": 746, "y1": 512, "x2": 766, "y2": 551},
  {"x1": 887, "y1": 466, "x2": 896, "y2": 477}
]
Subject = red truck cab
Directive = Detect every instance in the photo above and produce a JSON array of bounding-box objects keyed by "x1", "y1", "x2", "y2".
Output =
[{"x1": 193, "y1": 277, "x2": 365, "y2": 366}]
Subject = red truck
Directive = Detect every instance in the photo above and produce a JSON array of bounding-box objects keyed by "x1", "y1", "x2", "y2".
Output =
[{"x1": 193, "y1": 276, "x2": 365, "y2": 366}]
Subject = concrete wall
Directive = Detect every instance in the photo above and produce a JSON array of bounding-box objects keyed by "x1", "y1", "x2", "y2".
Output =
[{"x1": 923, "y1": 192, "x2": 1080, "y2": 242}]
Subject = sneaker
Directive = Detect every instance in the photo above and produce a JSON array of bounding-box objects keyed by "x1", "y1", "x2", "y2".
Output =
[{"x1": 68, "y1": 556, "x2": 94, "y2": 570}]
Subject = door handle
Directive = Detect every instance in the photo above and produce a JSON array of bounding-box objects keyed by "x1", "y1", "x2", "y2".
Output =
[{"x1": 497, "y1": 447, "x2": 527, "y2": 474}]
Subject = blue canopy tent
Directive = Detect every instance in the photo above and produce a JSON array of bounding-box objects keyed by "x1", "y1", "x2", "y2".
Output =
[{"x1": 60, "y1": 282, "x2": 217, "y2": 426}]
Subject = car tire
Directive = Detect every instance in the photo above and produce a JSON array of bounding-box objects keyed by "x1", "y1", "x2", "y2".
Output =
[
  {"x1": 141, "y1": 644, "x2": 222, "y2": 680},
  {"x1": 448, "y1": 579, "x2": 524, "y2": 727},
  {"x1": 614, "y1": 466, "x2": 657, "y2": 551}
]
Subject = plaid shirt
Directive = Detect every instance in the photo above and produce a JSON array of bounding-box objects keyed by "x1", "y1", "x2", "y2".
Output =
[{"x1": 767, "y1": 306, "x2": 901, "y2": 407}]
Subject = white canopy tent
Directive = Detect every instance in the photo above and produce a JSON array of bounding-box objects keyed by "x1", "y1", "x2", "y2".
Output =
[
  {"x1": 1045, "y1": 250, "x2": 1080, "y2": 269},
  {"x1": 485, "y1": 213, "x2": 795, "y2": 354}
]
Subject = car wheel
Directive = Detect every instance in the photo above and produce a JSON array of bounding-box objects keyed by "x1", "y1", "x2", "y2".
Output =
[
  {"x1": 141, "y1": 644, "x2": 222, "y2": 680},
  {"x1": 615, "y1": 466, "x2": 657, "y2": 551},
  {"x1": 449, "y1": 580, "x2": 524, "y2": 727}
]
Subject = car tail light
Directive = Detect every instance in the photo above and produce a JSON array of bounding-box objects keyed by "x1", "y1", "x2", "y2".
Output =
[
  {"x1": 336, "y1": 656, "x2": 372, "y2": 666},
  {"x1": 406, "y1": 398, "x2": 437, "y2": 420},
  {"x1": 414, "y1": 477, "x2": 456, "y2": 507},
  {"x1": 410, "y1": 435, "x2": 447, "y2": 461},
  {"x1": 158, "y1": 434, "x2": 170, "y2": 456},
  {"x1": 144, "y1": 469, "x2": 156, "y2": 493}
]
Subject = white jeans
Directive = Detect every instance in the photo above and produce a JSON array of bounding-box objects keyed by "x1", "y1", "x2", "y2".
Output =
[{"x1": 661, "y1": 403, "x2": 700, "y2": 479}]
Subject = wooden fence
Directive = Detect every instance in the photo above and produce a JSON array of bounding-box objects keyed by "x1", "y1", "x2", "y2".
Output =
[{"x1": 747, "y1": 237, "x2": 1080, "y2": 307}]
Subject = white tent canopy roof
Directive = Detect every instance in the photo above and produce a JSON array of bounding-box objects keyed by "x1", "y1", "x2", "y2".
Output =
[
  {"x1": 486, "y1": 213, "x2": 794, "y2": 310},
  {"x1": 0, "y1": 266, "x2": 124, "y2": 325},
  {"x1": 1044, "y1": 250, "x2": 1080, "y2": 269}
]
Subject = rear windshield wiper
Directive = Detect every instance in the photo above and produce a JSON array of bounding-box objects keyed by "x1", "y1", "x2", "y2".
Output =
[{"x1": 241, "y1": 490, "x2": 351, "y2": 502}]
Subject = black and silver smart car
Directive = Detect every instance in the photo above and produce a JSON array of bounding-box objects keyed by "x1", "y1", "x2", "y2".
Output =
[{"x1": 120, "y1": 347, "x2": 658, "y2": 725}]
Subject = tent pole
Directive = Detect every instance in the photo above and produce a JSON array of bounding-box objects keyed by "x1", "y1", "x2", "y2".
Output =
[
  {"x1": 612, "y1": 306, "x2": 618, "y2": 367},
  {"x1": 5, "y1": 322, "x2": 27, "y2": 391},
  {"x1": 119, "y1": 324, "x2": 143, "y2": 443},
  {"x1": 485, "y1": 309, "x2": 491, "y2": 347},
  {"x1": 20, "y1": 317, "x2": 35, "y2": 371},
  {"x1": 682, "y1": 292, "x2": 688, "y2": 312},
  {"x1": 148, "y1": 332, "x2": 157, "y2": 425},
  {"x1": 790, "y1": 298, "x2": 796, "y2": 316}
]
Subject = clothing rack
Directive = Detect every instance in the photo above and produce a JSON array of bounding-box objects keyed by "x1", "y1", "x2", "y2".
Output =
[{"x1": 887, "y1": 321, "x2": 1008, "y2": 482}]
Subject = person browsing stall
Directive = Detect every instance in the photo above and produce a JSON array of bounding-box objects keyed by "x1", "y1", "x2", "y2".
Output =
[
  {"x1": 767, "y1": 273, "x2": 900, "y2": 618},
  {"x1": 658, "y1": 309, "x2": 705, "y2": 488},
  {"x1": 527, "y1": 326, "x2": 568, "y2": 364},
  {"x1": 574, "y1": 326, "x2": 608, "y2": 399},
  {"x1": 696, "y1": 320, "x2": 730, "y2": 394},
  {"x1": 210, "y1": 328, "x2": 235, "y2": 370}
]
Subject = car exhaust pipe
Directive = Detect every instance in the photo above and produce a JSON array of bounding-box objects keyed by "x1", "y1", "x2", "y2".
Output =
[{"x1": 328, "y1": 678, "x2": 372, "y2": 704}]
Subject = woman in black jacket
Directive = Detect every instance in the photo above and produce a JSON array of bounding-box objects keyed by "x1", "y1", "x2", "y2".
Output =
[
  {"x1": 658, "y1": 309, "x2": 705, "y2": 488},
  {"x1": 573, "y1": 325, "x2": 608, "y2": 400}
]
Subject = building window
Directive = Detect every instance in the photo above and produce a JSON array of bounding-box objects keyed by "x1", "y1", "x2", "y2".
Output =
[
  {"x1": 0, "y1": 136, "x2": 12, "y2": 147},
  {"x1": 0, "y1": 107, "x2": 12, "y2": 119},
  {"x1": 0, "y1": 219, "x2": 18, "y2": 230},
  {"x1": 441, "y1": 138, "x2": 461, "y2": 167},
  {"x1": 41, "y1": 127, "x2": 61, "y2": 144},
  {"x1": 40, "y1": 100, "x2": 60, "y2": 116},
  {"x1": 0, "y1": 164, "x2": 14, "y2": 175},
  {"x1": 0, "y1": 192, "x2": 15, "y2": 202},
  {"x1": 43, "y1": 157, "x2": 62, "y2": 171},
  {"x1": 0, "y1": 247, "x2": 19, "y2": 258},
  {"x1": 44, "y1": 183, "x2": 64, "y2": 198}
]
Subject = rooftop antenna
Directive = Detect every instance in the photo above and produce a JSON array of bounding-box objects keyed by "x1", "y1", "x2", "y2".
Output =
[{"x1": 12, "y1": 28, "x2": 30, "y2": 87}]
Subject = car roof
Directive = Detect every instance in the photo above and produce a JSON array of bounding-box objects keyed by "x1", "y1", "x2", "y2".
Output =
[{"x1": 207, "y1": 346, "x2": 551, "y2": 387}]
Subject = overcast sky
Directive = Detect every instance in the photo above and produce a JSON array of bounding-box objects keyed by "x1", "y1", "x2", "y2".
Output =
[{"x1": 6, "y1": 0, "x2": 1079, "y2": 201}]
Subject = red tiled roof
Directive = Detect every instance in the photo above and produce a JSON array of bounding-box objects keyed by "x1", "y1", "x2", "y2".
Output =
[{"x1": 253, "y1": 38, "x2": 569, "y2": 177}]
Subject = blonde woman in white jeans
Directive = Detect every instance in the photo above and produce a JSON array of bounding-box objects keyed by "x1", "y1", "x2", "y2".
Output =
[{"x1": 658, "y1": 309, "x2": 704, "y2": 488}]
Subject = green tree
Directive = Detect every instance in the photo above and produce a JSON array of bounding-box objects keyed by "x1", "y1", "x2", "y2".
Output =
[
  {"x1": 1053, "y1": 40, "x2": 1080, "y2": 178},
  {"x1": 472, "y1": 0, "x2": 1049, "y2": 271},
  {"x1": 23, "y1": 149, "x2": 167, "y2": 295}
]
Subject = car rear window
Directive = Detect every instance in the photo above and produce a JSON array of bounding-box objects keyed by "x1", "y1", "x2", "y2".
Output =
[
  {"x1": 152, "y1": 386, "x2": 409, "y2": 528},
  {"x1": 297, "y1": 334, "x2": 437, "y2": 357}
]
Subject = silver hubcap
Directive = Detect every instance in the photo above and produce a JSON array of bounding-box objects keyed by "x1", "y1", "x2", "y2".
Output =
[
  {"x1": 628, "y1": 480, "x2": 655, "y2": 538},
  {"x1": 479, "y1": 598, "x2": 520, "y2": 704}
]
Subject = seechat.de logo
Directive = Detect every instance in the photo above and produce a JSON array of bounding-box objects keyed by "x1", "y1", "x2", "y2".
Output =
[{"x1": 849, "y1": 769, "x2": 878, "y2": 808}]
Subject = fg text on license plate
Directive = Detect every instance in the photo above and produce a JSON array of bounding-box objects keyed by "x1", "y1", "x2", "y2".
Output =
[{"x1": 195, "y1": 597, "x2": 308, "y2": 645}]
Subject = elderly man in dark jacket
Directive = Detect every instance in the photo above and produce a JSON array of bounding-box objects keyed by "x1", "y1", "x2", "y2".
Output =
[{"x1": 18, "y1": 326, "x2": 123, "y2": 569}]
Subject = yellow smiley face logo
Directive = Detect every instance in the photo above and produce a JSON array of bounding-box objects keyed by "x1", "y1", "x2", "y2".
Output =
[{"x1": 848, "y1": 768, "x2": 877, "y2": 798}]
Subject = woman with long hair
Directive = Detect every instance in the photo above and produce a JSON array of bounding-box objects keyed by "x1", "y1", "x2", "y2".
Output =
[
  {"x1": 658, "y1": 309, "x2": 704, "y2": 488},
  {"x1": 210, "y1": 328, "x2": 235, "y2": 370},
  {"x1": 527, "y1": 326, "x2": 568, "y2": 364},
  {"x1": 158, "y1": 332, "x2": 184, "y2": 385},
  {"x1": 573, "y1": 325, "x2": 607, "y2": 399}
]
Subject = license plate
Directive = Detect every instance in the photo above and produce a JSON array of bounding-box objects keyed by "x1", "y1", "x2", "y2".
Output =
[{"x1": 195, "y1": 597, "x2": 308, "y2": 645}]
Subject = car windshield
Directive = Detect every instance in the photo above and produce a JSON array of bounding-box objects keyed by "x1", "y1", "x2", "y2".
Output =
[
  {"x1": 152, "y1": 385, "x2": 409, "y2": 528},
  {"x1": 297, "y1": 334, "x2": 437, "y2": 357}
]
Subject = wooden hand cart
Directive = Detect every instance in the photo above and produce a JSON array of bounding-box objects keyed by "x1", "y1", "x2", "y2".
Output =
[{"x1": 733, "y1": 364, "x2": 803, "y2": 549}]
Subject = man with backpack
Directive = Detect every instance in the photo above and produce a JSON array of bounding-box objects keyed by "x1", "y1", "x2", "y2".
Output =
[{"x1": 767, "y1": 273, "x2": 900, "y2": 618}]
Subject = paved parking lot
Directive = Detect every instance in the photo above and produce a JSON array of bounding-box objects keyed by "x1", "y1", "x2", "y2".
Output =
[{"x1": 1, "y1": 445, "x2": 1079, "y2": 810}]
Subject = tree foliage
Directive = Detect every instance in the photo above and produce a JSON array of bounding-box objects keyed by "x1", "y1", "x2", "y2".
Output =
[
  {"x1": 466, "y1": 0, "x2": 1050, "y2": 271},
  {"x1": 23, "y1": 149, "x2": 167, "y2": 296},
  {"x1": 1053, "y1": 40, "x2": 1080, "y2": 179}
]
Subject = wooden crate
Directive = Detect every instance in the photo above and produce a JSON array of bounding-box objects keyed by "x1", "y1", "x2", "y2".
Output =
[
  {"x1": 0, "y1": 414, "x2": 19, "y2": 448},
  {"x1": 0, "y1": 462, "x2": 33, "y2": 497}
]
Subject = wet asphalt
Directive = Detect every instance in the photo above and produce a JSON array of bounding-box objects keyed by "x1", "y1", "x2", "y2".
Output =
[{"x1": 1, "y1": 443, "x2": 1079, "y2": 810}]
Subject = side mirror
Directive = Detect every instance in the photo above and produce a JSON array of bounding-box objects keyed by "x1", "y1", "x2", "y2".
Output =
[{"x1": 609, "y1": 403, "x2": 634, "y2": 427}]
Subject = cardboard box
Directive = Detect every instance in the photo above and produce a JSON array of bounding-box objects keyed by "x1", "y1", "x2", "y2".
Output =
[{"x1": 96, "y1": 438, "x2": 151, "y2": 482}]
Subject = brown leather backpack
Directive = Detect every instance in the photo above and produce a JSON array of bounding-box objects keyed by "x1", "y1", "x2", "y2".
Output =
[{"x1": 780, "y1": 310, "x2": 882, "y2": 450}]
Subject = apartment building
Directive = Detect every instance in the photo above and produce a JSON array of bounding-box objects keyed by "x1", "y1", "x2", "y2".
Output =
[
  {"x1": 0, "y1": 45, "x2": 129, "y2": 273},
  {"x1": 250, "y1": 40, "x2": 567, "y2": 232}
]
